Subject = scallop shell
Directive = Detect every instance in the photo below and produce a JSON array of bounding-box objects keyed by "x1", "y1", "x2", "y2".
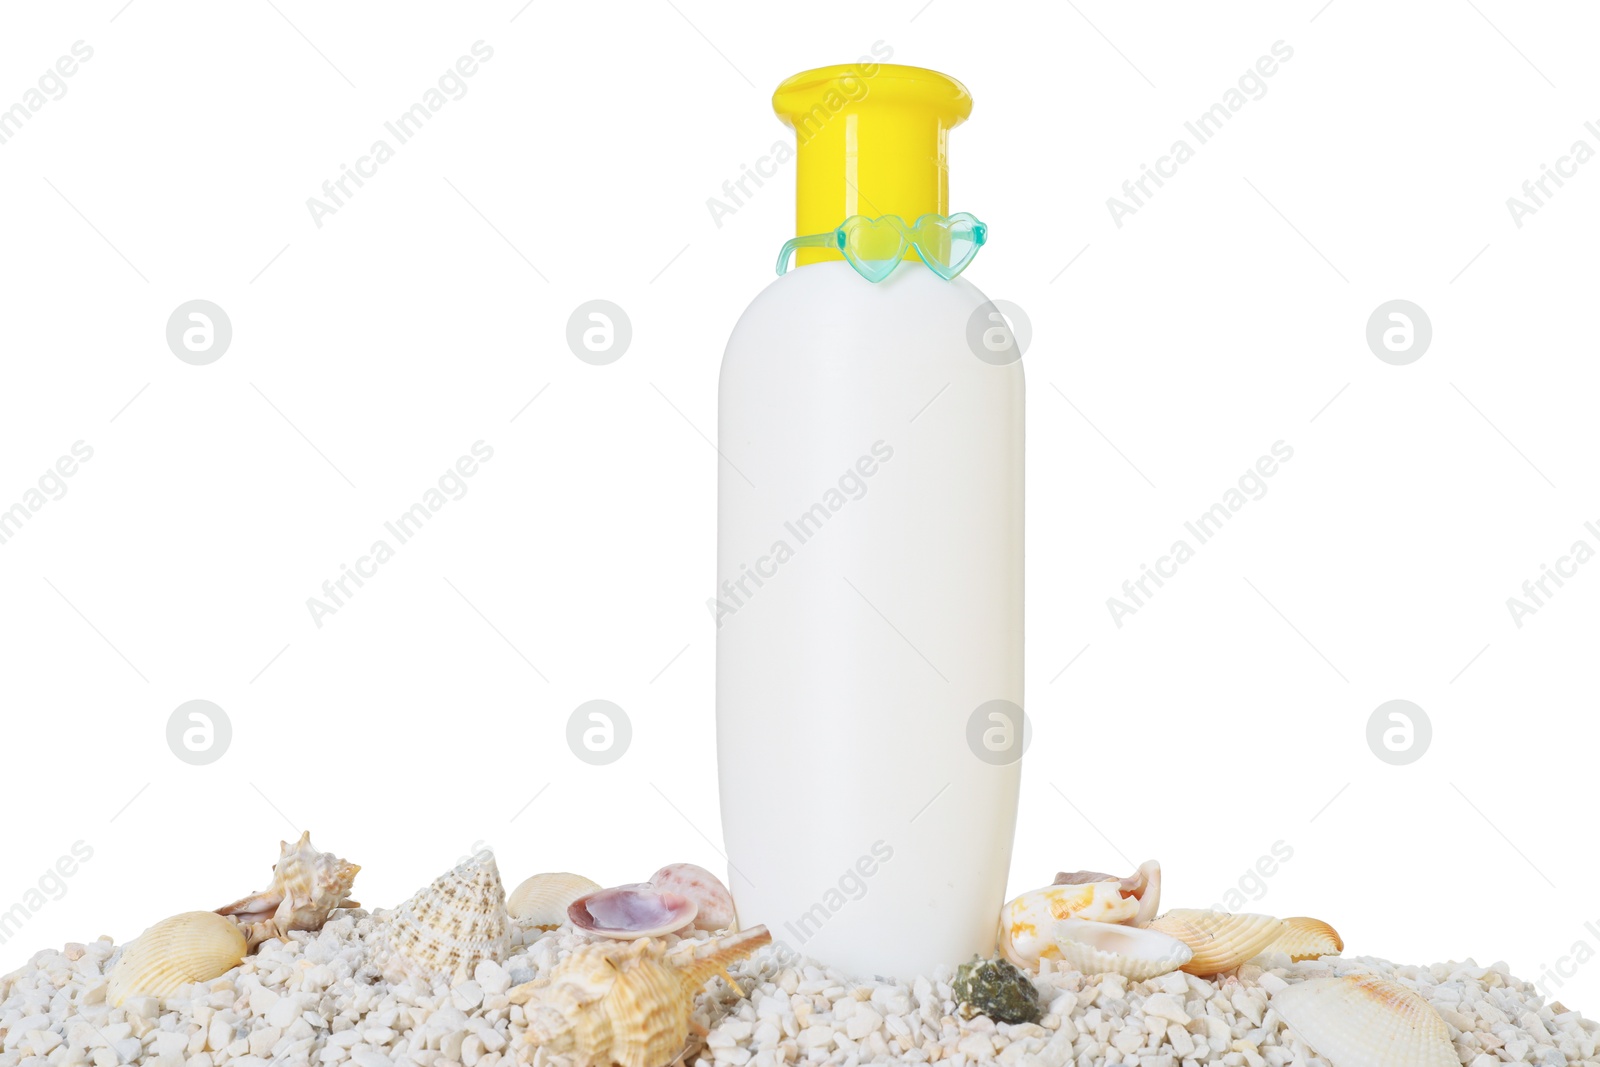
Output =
[
  {"x1": 999, "y1": 882, "x2": 1140, "y2": 971},
  {"x1": 1053, "y1": 918, "x2": 1193, "y2": 981},
  {"x1": 108, "y1": 911, "x2": 248, "y2": 1006},
  {"x1": 1266, "y1": 916, "x2": 1344, "y2": 962},
  {"x1": 1145, "y1": 910, "x2": 1286, "y2": 977},
  {"x1": 1271, "y1": 974, "x2": 1457, "y2": 1067},
  {"x1": 649, "y1": 863, "x2": 737, "y2": 931},
  {"x1": 217, "y1": 831, "x2": 360, "y2": 949},
  {"x1": 569, "y1": 883, "x2": 699, "y2": 940},
  {"x1": 1055, "y1": 859, "x2": 1161, "y2": 927},
  {"x1": 383, "y1": 852, "x2": 509, "y2": 984},
  {"x1": 510, "y1": 926, "x2": 771, "y2": 1067},
  {"x1": 507, "y1": 873, "x2": 601, "y2": 929}
]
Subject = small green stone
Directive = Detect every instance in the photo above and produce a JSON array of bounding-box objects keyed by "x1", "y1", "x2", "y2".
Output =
[{"x1": 952, "y1": 955, "x2": 1043, "y2": 1025}]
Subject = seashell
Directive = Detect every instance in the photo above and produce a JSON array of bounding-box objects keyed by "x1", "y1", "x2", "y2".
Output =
[
  {"x1": 999, "y1": 882, "x2": 1139, "y2": 971},
  {"x1": 1145, "y1": 910, "x2": 1287, "y2": 977},
  {"x1": 1266, "y1": 916, "x2": 1344, "y2": 962},
  {"x1": 1271, "y1": 974, "x2": 1456, "y2": 1067},
  {"x1": 569, "y1": 883, "x2": 699, "y2": 940},
  {"x1": 382, "y1": 852, "x2": 509, "y2": 984},
  {"x1": 217, "y1": 831, "x2": 360, "y2": 949},
  {"x1": 649, "y1": 863, "x2": 737, "y2": 932},
  {"x1": 108, "y1": 911, "x2": 248, "y2": 1006},
  {"x1": 507, "y1": 873, "x2": 602, "y2": 930},
  {"x1": 1053, "y1": 918, "x2": 1193, "y2": 981},
  {"x1": 510, "y1": 926, "x2": 771, "y2": 1067},
  {"x1": 952, "y1": 956, "x2": 1042, "y2": 1024},
  {"x1": 1055, "y1": 859, "x2": 1161, "y2": 926}
]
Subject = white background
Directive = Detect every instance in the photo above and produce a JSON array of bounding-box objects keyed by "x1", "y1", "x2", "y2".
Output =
[{"x1": 3, "y1": 0, "x2": 1598, "y2": 1013}]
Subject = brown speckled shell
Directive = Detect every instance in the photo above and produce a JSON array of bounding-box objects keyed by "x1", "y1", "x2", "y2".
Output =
[{"x1": 383, "y1": 853, "x2": 509, "y2": 984}]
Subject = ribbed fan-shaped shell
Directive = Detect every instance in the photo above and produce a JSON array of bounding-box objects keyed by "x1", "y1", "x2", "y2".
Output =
[
  {"x1": 1271, "y1": 974, "x2": 1457, "y2": 1067},
  {"x1": 1266, "y1": 916, "x2": 1344, "y2": 962},
  {"x1": 507, "y1": 872, "x2": 601, "y2": 929},
  {"x1": 108, "y1": 911, "x2": 247, "y2": 1006},
  {"x1": 510, "y1": 926, "x2": 772, "y2": 1067},
  {"x1": 385, "y1": 853, "x2": 509, "y2": 983},
  {"x1": 1146, "y1": 910, "x2": 1285, "y2": 976},
  {"x1": 1053, "y1": 918, "x2": 1192, "y2": 981}
]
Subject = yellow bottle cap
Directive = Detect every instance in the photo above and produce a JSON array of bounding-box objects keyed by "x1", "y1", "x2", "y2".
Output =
[{"x1": 773, "y1": 63, "x2": 972, "y2": 267}]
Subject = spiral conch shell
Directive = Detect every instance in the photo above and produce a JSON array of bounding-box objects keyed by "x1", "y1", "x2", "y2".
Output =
[
  {"x1": 216, "y1": 831, "x2": 360, "y2": 949},
  {"x1": 1053, "y1": 918, "x2": 1193, "y2": 981},
  {"x1": 382, "y1": 852, "x2": 509, "y2": 984},
  {"x1": 1271, "y1": 974, "x2": 1457, "y2": 1067},
  {"x1": 108, "y1": 911, "x2": 248, "y2": 1006},
  {"x1": 1000, "y1": 882, "x2": 1139, "y2": 971},
  {"x1": 510, "y1": 926, "x2": 771, "y2": 1067},
  {"x1": 508, "y1": 872, "x2": 602, "y2": 929}
]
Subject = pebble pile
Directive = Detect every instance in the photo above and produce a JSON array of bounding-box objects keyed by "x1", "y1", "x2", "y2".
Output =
[{"x1": 2, "y1": 911, "x2": 1596, "y2": 1067}]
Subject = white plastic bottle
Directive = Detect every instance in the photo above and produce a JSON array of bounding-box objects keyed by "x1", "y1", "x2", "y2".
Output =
[{"x1": 715, "y1": 63, "x2": 1024, "y2": 980}]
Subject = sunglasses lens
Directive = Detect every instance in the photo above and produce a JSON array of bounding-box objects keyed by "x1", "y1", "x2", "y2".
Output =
[
  {"x1": 840, "y1": 217, "x2": 907, "y2": 282},
  {"x1": 916, "y1": 214, "x2": 983, "y2": 279}
]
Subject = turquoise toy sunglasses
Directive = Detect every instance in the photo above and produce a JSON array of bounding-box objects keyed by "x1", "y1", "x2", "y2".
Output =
[{"x1": 776, "y1": 212, "x2": 988, "y2": 282}]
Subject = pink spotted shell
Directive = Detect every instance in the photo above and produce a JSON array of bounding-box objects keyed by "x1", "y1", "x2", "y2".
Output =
[{"x1": 650, "y1": 863, "x2": 737, "y2": 931}]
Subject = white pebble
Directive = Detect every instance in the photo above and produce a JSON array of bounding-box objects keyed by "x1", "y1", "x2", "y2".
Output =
[
  {"x1": 1140, "y1": 993, "x2": 1189, "y2": 1026},
  {"x1": 451, "y1": 982, "x2": 484, "y2": 1012},
  {"x1": 472, "y1": 962, "x2": 509, "y2": 996}
]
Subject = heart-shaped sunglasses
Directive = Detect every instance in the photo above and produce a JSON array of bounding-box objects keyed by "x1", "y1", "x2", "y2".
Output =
[{"x1": 776, "y1": 212, "x2": 988, "y2": 283}]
